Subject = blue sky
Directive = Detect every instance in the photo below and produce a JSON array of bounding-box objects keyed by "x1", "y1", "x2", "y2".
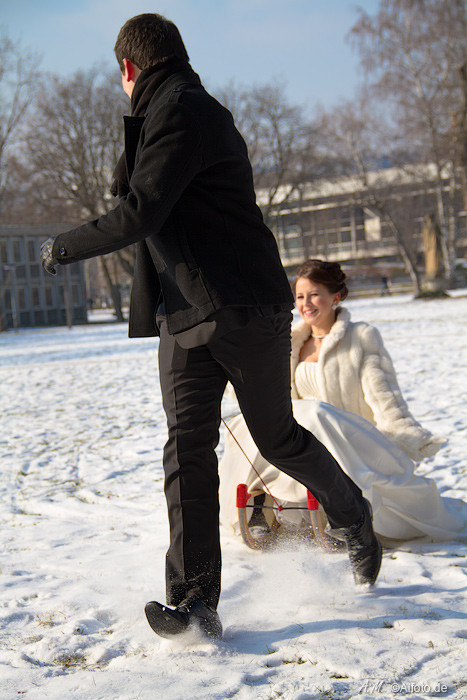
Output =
[{"x1": 1, "y1": 0, "x2": 379, "y2": 109}]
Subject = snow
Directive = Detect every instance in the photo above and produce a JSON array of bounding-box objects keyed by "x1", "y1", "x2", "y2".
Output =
[{"x1": 1, "y1": 292, "x2": 466, "y2": 700}]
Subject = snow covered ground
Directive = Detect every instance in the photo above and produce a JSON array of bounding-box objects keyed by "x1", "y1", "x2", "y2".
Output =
[{"x1": 1, "y1": 292, "x2": 466, "y2": 700}]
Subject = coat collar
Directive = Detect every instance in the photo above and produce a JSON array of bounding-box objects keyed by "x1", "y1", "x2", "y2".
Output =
[
  {"x1": 111, "y1": 61, "x2": 201, "y2": 197},
  {"x1": 145, "y1": 65, "x2": 202, "y2": 113},
  {"x1": 130, "y1": 58, "x2": 194, "y2": 115}
]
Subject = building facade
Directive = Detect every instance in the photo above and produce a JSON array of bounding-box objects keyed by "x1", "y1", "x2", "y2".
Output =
[
  {"x1": 263, "y1": 166, "x2": 467, "y2": 284},
  {"x1": 0, "y1": 225, "x2": 88, "y2": 330}
]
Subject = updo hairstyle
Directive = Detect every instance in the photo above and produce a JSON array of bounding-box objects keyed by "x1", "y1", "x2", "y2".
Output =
[{"x1": 292, "y1": 259, "x2": 349, "y2": 301}]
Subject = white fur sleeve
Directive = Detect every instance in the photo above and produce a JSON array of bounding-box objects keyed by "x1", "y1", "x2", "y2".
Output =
[{"x1": 358, "y1": 325, "x2": 443, "y2": 461}]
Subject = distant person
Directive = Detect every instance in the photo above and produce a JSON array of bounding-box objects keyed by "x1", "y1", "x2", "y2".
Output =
[
  {"x1": 380, "y1": 275, "x2": 391, "y2": 296},
  {"x1": 220, "y1": 260, "x2": 467, "y2": 543},
  {"x1": 40, "y1": 14, "x2": 381, "y2": 641}
]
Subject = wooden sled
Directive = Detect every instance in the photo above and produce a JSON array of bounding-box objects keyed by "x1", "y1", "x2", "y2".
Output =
[{"x1": 236, "y1": 483, "x2": 345, "y2": 552}]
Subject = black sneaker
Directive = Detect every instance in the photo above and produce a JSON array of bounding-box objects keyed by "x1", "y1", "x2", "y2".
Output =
[
  {"x1": 343, "y1": 499, "x2": 382, "y2": 585},
  {"x1": 145, "y1": 597, "x2": 223, "y2": 640}
]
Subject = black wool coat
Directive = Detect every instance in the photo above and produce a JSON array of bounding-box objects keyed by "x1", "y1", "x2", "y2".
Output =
[{"x1": 52, "y1": 63, "x2": 294, "y2": 337}]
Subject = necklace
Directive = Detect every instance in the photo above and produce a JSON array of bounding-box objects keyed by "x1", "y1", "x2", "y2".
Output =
[{"x1": 312, "y1": 334, "x2": 328, "y2": 340}]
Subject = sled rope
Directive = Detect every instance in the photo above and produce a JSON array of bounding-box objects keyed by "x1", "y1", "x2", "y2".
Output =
[{"x1": 221, "y1": 418, "x2": 284, "y2": 512}]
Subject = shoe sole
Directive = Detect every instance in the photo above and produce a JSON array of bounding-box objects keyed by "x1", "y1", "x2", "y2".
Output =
[{"x1": 145, "y1": 601, "x2": 188, "y2": 638}]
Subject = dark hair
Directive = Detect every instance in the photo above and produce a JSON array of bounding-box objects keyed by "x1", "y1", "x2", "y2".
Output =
[
  {"x1": 292, "y1": 259, "x2": 349, "y2": 301},
  {"x1": 114, "y1": 13, "x2": 189, "y2": 72}
]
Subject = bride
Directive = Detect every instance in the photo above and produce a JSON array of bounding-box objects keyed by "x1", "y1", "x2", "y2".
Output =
[{"x1": 219, "y1": 259, "x2": 466, "y2": 543}]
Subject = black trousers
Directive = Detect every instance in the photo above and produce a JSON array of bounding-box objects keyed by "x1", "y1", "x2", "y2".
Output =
[{"x1": 158, "y1": 312, "x2": 363, "y2": 609}]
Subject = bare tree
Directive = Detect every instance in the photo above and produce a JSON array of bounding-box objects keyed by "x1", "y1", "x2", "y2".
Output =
[
  {"x1": 348, "y1": 0, "x2": 467, "y2": 281},
  {"x1": 215, "y1": 81, "x2": 318, "y2": 226},
  {"x1": 0, "y1": 29, "x2": 41, "y2": 206},
  {"x1": 23, "y1": 67, "x2": 131, "y2": 320},
  {"x1": 317, "y1": 94, "x2": 424, "y2": 292},
  {"x1": 458, "y1": 60, "x2": 467, "y2": 214}
]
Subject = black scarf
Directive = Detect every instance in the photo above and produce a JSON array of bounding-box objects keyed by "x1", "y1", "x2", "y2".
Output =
[{"x1": 110, "y1": 57, "x2": 191, "y2": 198}]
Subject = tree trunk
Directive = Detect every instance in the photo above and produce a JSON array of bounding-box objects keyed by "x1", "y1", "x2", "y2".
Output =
[
  {"x1": 0, "y1": 271, "x2": 10, "y2": 332},
  {"x1": 116, "y1": 249, "x2": 135, "y2": 277},
  {"x1": 100, "y1": 257, "x2": 124, "y2": 322},
  {"x1": 459, "y1": 63, "x2": 467, "y2": 215},
  {"x1": 383, "y1": 213, "x2": 421, "y2": 294},
  {"x1": 433, "y1": 175, "x2": 454, "y2": 283},
  {"x1": 63, "y1": 265, "x2": 73, "y2": 329}
]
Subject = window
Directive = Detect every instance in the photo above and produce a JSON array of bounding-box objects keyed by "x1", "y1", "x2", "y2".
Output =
[
  {"x1": 12, "y1": 239, "x2": 23, "y2": 263},
  {"x1": 18, "y1": 288, "x2": 27, "y2": 310},
  {"x1": 45, "y1": 286, "x2": 53, "y2": 306},
  {"x1": 340, "y1": 213, "x2": 351, "y2": 230},
  {"x1": 284, "y1": 234, "x2": 303, "y2": 256},
  {"x1": 0, "y1": 240, "x2": 8, "y2": 264},
  {"x1": 31, "y1": 287, "x2": 41, "y2": 307},
  {"x1": 33, "y1": 310, "x2": 45, "y2": 325},
  {"x1": 27, "y1": 240, "x2": 36, "y2": 262},
  {"x1": 3, "y1": 289, "x2": 11, "y2": 311}
]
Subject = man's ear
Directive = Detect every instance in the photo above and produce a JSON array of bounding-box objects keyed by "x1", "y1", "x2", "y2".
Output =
[{"x1": 122, "y1": 58, "x2": 136, "y2": 82}]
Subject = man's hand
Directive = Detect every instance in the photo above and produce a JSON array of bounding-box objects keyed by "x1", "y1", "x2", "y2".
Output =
[{"x1": 40, "y1": 238, "x2": 58, "y2": 276}]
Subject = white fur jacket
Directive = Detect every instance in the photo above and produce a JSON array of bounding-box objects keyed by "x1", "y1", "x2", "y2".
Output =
[{"x1": 291, "y1": 307, "x2": 444, "y2": 462}]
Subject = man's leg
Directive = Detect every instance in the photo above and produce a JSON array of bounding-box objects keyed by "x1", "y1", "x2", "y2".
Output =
[
  {"x1": 158, "y1": 321, "x2": 227, "y2": 610},
  {"x1": 210, "y1": 312, "x2": 381, "y2": 587},
  {"x1": 209, "y1": 312, "x2": 363, "y2": 529}
]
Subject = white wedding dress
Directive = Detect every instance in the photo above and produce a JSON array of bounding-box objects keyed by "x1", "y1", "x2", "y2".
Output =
[{"x1": 219, "y1": 361, "x2": 467, "y2": 543}]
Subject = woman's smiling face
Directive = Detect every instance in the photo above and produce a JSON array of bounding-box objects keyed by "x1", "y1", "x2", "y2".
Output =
[{"x1": 294, "y1": 277, "x2": 340, "y2": 327}]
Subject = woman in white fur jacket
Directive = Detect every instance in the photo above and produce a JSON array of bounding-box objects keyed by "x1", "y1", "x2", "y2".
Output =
[
  {"x1": 219, "y1": 260, "x2": 467, "y2": 543},
  {"x1": 290, "y1": 295, "x2": 442, "y2": 462}
]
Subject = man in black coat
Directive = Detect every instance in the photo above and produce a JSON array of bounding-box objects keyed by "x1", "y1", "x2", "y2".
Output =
[{"x1": 41, "y1": 13, "x2": 381, "y2": 640}]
